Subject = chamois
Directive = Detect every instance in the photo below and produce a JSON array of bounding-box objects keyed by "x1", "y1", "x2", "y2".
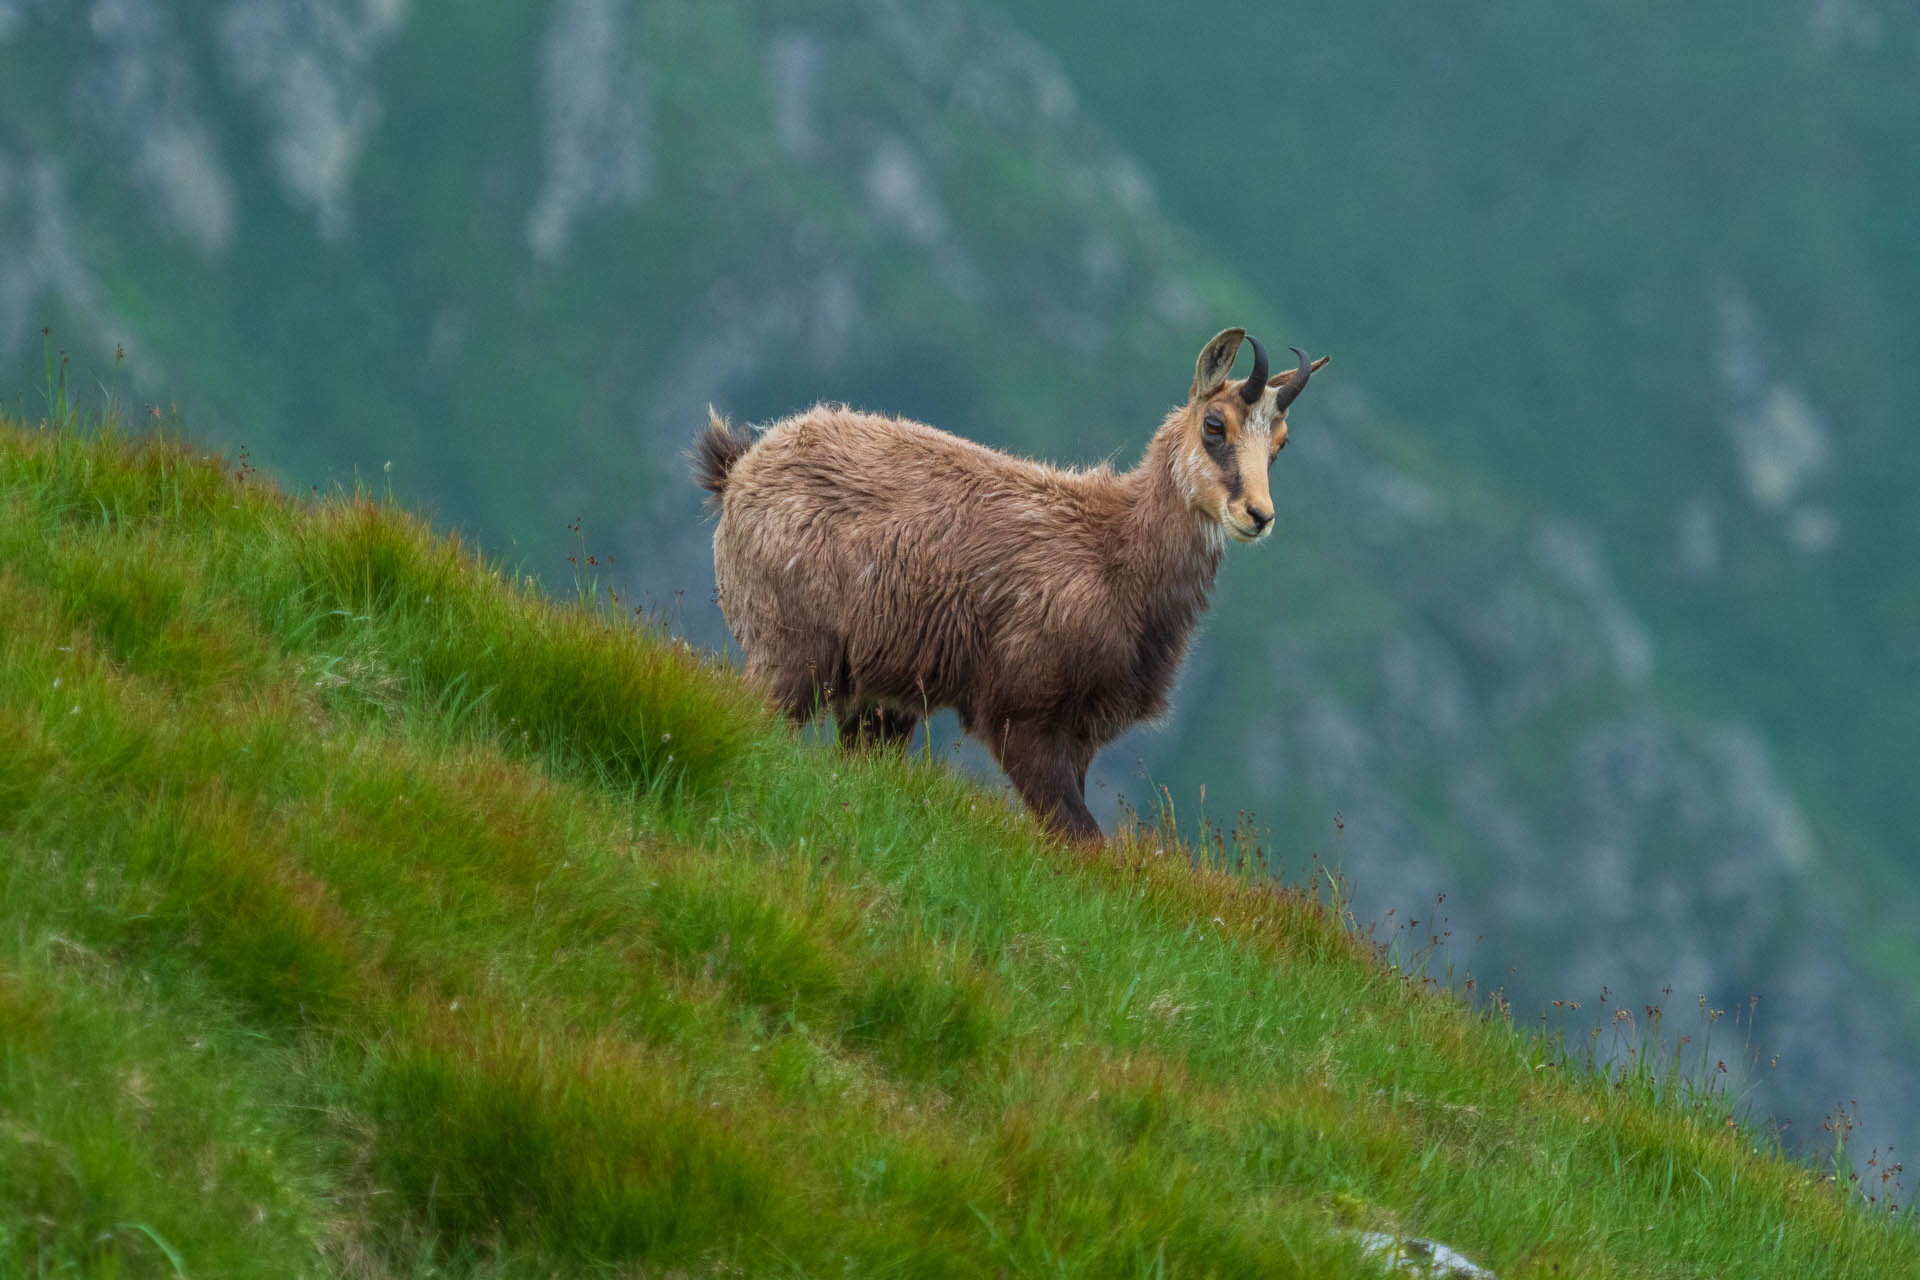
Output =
[{"x1": 693, "y1": 328, "x2": 1326, "y2": 842}]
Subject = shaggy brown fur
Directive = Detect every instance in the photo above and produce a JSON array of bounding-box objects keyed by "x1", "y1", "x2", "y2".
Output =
[{"x1": 695, "y1": 328, "x2": 1327, "y2": 842}]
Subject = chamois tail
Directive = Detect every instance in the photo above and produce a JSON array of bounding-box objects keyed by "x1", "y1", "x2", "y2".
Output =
[{"x1": 691, "y1": 407, "x2": 756, "y2": 503}]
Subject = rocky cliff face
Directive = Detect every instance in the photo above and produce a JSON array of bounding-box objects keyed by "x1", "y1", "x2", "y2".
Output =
[{"x1": 2, "y1": 0, "x2": 1911, "y2": 1168}]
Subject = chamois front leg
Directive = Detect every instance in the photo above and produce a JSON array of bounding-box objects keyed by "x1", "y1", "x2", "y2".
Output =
[
  {"x1": 990, "y1": 719, "x2": 1101, "y2": 843},
  {"x1": 748, "y1": 656, "x2": 824, "y2": 727},
  {"x1": 749, "y1": 633, "x2": 851, "y2": 729}
]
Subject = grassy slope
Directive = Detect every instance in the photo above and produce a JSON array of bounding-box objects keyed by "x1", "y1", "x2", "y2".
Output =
[
  {"x1": 1, "y1": 417, "x2": 1913, "y2": 1277},
  {"x1": 15, "y1": 0, "x2": 1913, "y2": 1122}
]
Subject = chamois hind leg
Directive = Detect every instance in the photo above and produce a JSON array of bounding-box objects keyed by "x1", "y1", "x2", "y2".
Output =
[
  {"x1": 988, "y1": 719, "x2": 1101, "y2": 843},
  {"x1": 873, "y1": 707, "x2": 920, "y2": 749},
  {"x1": 837, "y1": 705, "x2": 920, "y2": 753}
]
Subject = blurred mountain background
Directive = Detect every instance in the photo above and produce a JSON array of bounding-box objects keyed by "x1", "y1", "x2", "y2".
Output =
[{"x1": 4, "y1": 0, "x2": 1915, "y2": 1171}]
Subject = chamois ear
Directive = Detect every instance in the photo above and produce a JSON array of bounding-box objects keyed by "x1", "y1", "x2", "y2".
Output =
[
  {"x1": 1190, "y1": 328, "x2": 1246, "y2": 401},
  {"x1": 1267, "y1": 354, "x2": 1332, "y2": 387}
]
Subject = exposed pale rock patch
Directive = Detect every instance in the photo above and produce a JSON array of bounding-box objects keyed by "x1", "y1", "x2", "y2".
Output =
[
  {"x1": 77, "y1": 0, "x2": 237, "y2": 255},
  {"x1": 526, "y1": 0, "x2": 651, "y2": 262},
  {"x1": 1355, "y1": 1231, "x2": 1497, "y2": 1278},
  {"x1": 217, "y1": 0, "x2": 410, "y2": 241}
]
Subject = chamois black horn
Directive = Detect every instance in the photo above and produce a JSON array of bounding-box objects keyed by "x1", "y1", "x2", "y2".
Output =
[
  {"x1": 1238, "y1": 334, "x2": 1269, "y2": 404},
  {"x1": 1271, "y1": 346, "x2": 1313, "y2": 413}
]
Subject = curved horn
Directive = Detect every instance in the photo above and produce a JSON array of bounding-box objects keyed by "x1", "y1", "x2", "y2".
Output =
[
  {"x1": 1238, "y1": 334, "x2": 1269, "y2": 404},
  {"x1": 1271, "y1": 346, "x2": 1313, "y2": 413}
]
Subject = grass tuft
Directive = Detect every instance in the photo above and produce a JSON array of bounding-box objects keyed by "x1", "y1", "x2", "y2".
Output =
[{"x1": 368, "y1": 1027, "x2": 775, "y2": 1261}]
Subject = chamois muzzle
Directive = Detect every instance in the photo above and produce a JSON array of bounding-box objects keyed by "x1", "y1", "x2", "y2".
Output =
[
  {"x1": 1239, "y1": 334, "x2": 1269, "y2": 405},
  {"x1": 1271, "y1": 346, "x2": 1313, "y2": 413}
]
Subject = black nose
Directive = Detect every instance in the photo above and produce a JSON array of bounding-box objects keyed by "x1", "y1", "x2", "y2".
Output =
[{"x1": 1248, "y1": 507, "x2": 1272, "y2": 531}]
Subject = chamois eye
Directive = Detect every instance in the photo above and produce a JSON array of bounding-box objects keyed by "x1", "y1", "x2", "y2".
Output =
[{"x1": 1203, "y1": 409, "x2": 1225, "y2": 437}]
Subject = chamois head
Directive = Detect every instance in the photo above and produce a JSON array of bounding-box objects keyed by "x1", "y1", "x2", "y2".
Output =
[{"x1": 1176, "y1": 328, "x2": 1329, "y2": 543}]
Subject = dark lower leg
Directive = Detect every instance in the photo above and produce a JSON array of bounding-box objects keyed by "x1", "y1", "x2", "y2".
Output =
[
  {"x1": 989, "y1": 720, "x2": 1100, "y2": 842},
  {"x1": 838, "y1": 705, "x2": 921, "y2": 752},
  {"x1": 759, "y1": 661, "x2": 825, "y2": 727},
  {"x1": 873, "y1": 707, "x2": 919, "y2": 749},
  {"x1": 755, "y1": 633, "x2": 847, "y2": 728}
]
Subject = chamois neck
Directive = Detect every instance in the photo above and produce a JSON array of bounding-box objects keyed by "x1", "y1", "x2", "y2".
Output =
[{"x1": 1117, "y1": 425, "x2": 1224, "y2": 602}]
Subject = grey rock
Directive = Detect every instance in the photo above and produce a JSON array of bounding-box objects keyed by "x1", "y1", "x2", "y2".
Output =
[
  {"x1": 1355, "y1": 1231, "x2": 1497, "y2": 1278},
  {"x1": 768, "y1": 28, "x2": 828, "y2": 163},
  {"x1": 1715, "y1": 282, "x2": 1833, "y2": 514}
]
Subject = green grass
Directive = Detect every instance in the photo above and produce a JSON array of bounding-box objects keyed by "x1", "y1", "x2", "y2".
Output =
[{"x1": 1, "y1": 416, "x2": 1914, "y2": 1276}]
